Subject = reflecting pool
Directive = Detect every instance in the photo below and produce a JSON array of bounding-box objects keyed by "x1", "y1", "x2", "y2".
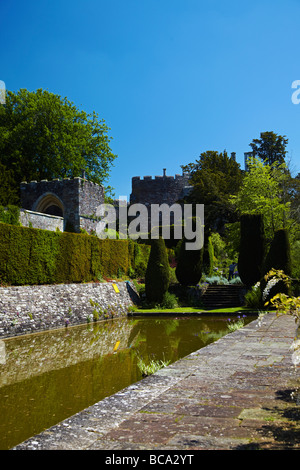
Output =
[{"x1": 0, "y1": 313, "x2": 256, "y2": 449}]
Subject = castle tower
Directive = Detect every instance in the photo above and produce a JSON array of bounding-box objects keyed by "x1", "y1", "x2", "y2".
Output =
[
  {"x1": 130, "y1": 169, "x2": 192, "y2": 206},
  {"x1": 20, "y1": 177, "x2": 105, "y2": 233}
]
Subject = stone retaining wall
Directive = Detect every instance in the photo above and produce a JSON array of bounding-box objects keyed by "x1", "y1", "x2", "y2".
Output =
[
  {"x1": 0, "y1": 281, "x2": 139, "y2": 339},
  {"x1": 20, "y1": 209, "x2": 64, "y2": 232}
]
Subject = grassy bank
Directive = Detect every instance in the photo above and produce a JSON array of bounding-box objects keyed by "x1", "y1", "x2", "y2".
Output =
[{"x1": 128, "y1": 306, "x2": 261, "y2": 315}]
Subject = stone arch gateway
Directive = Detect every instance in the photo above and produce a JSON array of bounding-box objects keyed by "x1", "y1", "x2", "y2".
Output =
[
  {"x1": 20, "y1": 177, "x2": 105, "y2": 233},
  {"x1": 34, "y1": 192, "x2": 65, "y2": 217}
]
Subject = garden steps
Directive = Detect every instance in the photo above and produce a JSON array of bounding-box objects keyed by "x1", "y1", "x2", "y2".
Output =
[{"x1": 201, "y1": 284, "x2": 245, "y2": 310}]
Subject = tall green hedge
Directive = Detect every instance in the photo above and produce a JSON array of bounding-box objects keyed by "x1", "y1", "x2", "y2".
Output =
[{"x1": 0, "y1": 223, "x2": 150, "y2": 285}]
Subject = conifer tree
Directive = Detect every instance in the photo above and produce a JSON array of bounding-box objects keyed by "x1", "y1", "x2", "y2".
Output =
[
  {"x1": 175, "y1": 237, "x2": 203, "y2": 286},
  {"x1": 145, "y1": 237, "x2": 170, "y2": 304},
  {"x1": 261, "y1": 229, "x2": 291, "y2": 302},
  {"x1": 238, "y1": 214, "x2": 265, "y2": 287}
]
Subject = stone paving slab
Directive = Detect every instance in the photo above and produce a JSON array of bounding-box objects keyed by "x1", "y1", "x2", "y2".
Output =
[{"x1": 13, "y1": 313, "x2": 300, "y2": 451}]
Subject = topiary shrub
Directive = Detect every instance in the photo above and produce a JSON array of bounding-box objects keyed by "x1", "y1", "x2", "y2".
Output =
[
  {"x1": 145, "y1": 237, "x2": 170, "y2": 304},
  {"x1": 238, "y1": 214, "x2": 265, "y2": 287},
  {"x1": 261, "y1": 228, "x2": 292, "y2": 303},
  {"x1": 203, "y1": 235, "x2": 214, "y2": 277},
  {"x1": 175, "y1": 237, "x2": 203, "y2": 287}
]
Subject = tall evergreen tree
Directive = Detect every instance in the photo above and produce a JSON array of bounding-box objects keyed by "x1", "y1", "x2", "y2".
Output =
[
  {"x1": 249, "y1": 131, "x2": 288, "y2": 166},
  {"x1": 145, "y1": 237, "x2": 170, "y2": 304},
  {"x1": 261, "y1": 229, "x2": 291, "y2": 303},
  {"x1": 181, "y1": 150, "x2": 243, "y2": 233},
  {"x1": 238, "y1": 214, "x2": 265, "y2": 287},
  {"x1": 175, "y1": 237, "x2": 203, "y2": 286}
]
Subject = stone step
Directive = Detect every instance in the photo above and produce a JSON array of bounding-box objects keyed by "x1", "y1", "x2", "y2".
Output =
[{"x1": 201, "y1": 285, "x2": 245, "y2": 309}]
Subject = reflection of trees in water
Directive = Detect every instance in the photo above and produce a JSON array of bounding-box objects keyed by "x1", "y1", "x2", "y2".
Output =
[{"x1": 126, "y1": 317, "x2": 230, "y2": 366}]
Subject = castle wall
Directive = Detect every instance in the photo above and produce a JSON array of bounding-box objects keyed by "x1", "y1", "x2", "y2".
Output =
[
  {"x1": 20, "y1": 209, "x2": 64, "y2": 232},
  {"x1": 130, "y1": 172, "x2": 191, "y2": 206},
  {"x1": 20, "y1": 177, "x2": 105, "y2": 233}
]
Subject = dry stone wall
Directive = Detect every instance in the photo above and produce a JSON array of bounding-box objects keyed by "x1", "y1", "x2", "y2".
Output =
[{"x1": 0, "y1": 281, "x2": 139, "y2": 339}]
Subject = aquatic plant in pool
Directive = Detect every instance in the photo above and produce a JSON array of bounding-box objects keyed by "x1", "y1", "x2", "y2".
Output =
[
  {"x1": 226, "y1": 315, "x2": 247, "y2": 332},
  {"x1": 137, "y1": 357, "x2": 171, "y2": 377}
]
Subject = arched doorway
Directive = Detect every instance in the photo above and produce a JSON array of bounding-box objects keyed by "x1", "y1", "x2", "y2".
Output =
[{"x1": 34, "y1": 193, "x2": 64, "y2": 217}]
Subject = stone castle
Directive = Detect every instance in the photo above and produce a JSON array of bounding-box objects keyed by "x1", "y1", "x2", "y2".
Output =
[
  {"x1": 19, "y1": 152, "x2": 250, "y2": 234},
  {"x1": 130, "y1": 169, "x2": 191, "y2": 206},
  {"x1": 19, "y1": 168, "x2": 192, "y2": 234},
  {"x1": 20, "y1": 176, "x2": 105, "y2": 233}
]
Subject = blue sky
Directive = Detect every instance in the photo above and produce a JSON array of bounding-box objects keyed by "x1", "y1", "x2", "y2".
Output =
[{"x1": 1, "y1": 0, "x2": 300, "y2": 199}]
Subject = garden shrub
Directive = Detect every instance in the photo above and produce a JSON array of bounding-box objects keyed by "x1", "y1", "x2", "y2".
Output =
[
  {"x1": 145, "y1": 237, "x2": 170, "y2": 303},
  {"x1": 244, "y1": 285, "x2": 263, "y2": 309},
  {"x1": 204, "y1": 275, "x2": 229, "y2": 285},
  {"x1": 0, "y1": 205, "x2": 20, "y2": 226},
  {"x1": 160, "y1": 291, "x2": 178, "y2": 309}
]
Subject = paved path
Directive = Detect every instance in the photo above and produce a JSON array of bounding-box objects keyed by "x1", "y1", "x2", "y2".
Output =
[{"x1": 14, "y1": 313, "x2": 300, "y2": 450}]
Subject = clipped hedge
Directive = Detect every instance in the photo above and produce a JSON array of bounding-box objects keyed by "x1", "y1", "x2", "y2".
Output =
[{"x1": 0, "y1": 223, "x2": 150, "y2": 285}]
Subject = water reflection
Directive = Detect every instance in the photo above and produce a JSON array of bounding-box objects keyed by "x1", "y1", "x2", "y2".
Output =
[{"x1": 0, "y1": 314, "x2": 255, "y2": 449}]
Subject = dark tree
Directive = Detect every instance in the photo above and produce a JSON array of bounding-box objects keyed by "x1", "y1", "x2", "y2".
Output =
[
  {"x1": 145, "y1": 237, "x2": 170, "y2": 303},
  {"x1": 238, "y1": 214, "x2": 265, "y2": 287},
  {"x1": 181, "y1": 150, "x2": 243, "y2": 233},
  {"x1": 261, "y1": 229, "x2": 291, "y2": 302},
  {"x1": 175, "y1": 237, "x2": 203, "y2": 286},
  {"x1": 249, "y1": 131, "x2": 288, "y2": 166}
]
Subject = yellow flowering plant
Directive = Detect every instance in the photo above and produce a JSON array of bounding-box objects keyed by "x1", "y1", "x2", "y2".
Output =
[{"x1": 264, "y1": 269, "x2": 300, "y2": 366}]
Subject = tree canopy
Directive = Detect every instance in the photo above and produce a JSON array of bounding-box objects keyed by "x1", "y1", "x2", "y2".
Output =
[
  {"x1": 0, "y1": 88, "x2": 117, "y2": 204},
  {"x1": 181, "y1": 150, "x2": 243, "y2": 233},
  {"x1": 249, "y1": 131, "x2": 288, "y2": 166},
  {"x1": 229, "y1": 157, "x2": 291, "y2": 242}
]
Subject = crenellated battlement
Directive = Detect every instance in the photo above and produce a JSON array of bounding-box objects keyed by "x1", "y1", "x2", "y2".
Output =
[
  {"x1": 130, "y1": 169, "x2": 192, "y2": 205},
  {"x1": 132, "y1": 173, "x2": 189, "y2": 182}
]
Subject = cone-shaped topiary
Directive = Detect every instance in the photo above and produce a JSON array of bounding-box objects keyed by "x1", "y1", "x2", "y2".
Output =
[
  {"x1": 175, "y1": 237, "x2": 203, "y2": 286},
  {"x1": 145, "y1": 237, "x2": 170, "y2": 303},
  {"x1": 261, "y1": 228, "x2": 291, "y2": 303},
  {"x1": 238, "y1": 214, "x2": 265, "y2": 287},
  {"x1": 203, "y1": 235, "x2": 214, "y2": 277},
  {"x1": 263, "y1": 229, "x2": 291, "y2": 276}
]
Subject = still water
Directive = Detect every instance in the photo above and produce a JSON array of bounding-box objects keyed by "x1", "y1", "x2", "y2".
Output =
[{"x1": 0, "y1": 314, "x2": 255, "y2": 450}]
